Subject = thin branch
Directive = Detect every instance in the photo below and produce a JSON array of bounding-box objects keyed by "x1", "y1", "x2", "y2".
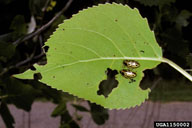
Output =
[
  {"x1": 15, "y1": 48, "x2": 36, "y2": 68},
  {"x1": 15, "y1": 36, "x2": 46, "y2": 67},
  {"x1": 15, "y1": 50, "x2": 45, "y2": 68},
  {"x1": 0, "y1": 52, "x2": 45, "y2": 76},
  {"x1": 13, "y1": 0, "x2": 73, "y2": 45}
]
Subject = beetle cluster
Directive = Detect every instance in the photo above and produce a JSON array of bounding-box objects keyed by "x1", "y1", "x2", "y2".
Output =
[{"x1": 120, "y1": 60, "x2": 140, "y2": 80}]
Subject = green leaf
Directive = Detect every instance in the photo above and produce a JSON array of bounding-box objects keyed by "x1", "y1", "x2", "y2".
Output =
[
  {"x1": 2, "y1": 78, "x2": 39, "y2": 111},
  {"x1": 89, "y1": 102, "x2": 109, "y2": 125},
  {"x1": 51, "y1": 102, "x2": 66, "y2": 117},
  {"x1": 14, "y1": 3, "x2": 162, "y2": 109},
  {"x1": 72, "y1": 104, "x2": 89, "y2": 112},
  {"x1": 0, "y1": 102, "x2": 15, "y2": 128},
  {"x1": 60, "y1": 111, "x2": 80, "y2": 128}
]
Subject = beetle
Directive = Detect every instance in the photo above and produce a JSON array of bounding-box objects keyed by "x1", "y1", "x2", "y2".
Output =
[
  {"x1": 120, "y1": 69, "x2": 136, "y2": 79},
  {"x1": 123, "y1": 60, "x2": 140, "y2": 68}
]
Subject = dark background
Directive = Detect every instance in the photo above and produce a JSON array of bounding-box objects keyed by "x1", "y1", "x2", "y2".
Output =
[{"x1": 0, "y1": 0, "x2": 192, "y2": 127}]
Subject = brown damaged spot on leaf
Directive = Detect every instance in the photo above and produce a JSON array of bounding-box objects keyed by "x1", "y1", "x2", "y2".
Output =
[{"x1": 144, "y1": 42, "x2": 149, "y2": 45}]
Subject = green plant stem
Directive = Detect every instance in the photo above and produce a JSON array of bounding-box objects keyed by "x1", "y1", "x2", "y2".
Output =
[{"x1": 162, "y1": 57, "x2": 192, "y2": 82}]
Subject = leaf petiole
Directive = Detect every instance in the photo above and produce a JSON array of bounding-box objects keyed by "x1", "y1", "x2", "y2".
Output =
[{"x1": 162, "y1": 57, "x2": 192, "y2": 82}]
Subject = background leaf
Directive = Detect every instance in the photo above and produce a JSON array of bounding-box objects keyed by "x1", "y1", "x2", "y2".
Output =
[
  {"x1": 89, "y1": 102, "x2": 109, "y2": 125},
  {"x1": 51, "y1": 102, "x2": 67, "y2": 117},
  {"x1": 15, "y1": 3, "x2": 162, "y2": 109},
  {"x1": 0, "y1": 102, "x2": 15, "y2": 128},
  {"x1": 72, "y1": 104, "x2": 89, "y2": 112},
  {"x1": 0, "y1": 78, "x2": 40, "y2": 111}
]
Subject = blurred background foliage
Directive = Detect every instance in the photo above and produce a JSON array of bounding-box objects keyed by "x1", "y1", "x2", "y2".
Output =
[{"x1": 0, "y1": 0, "x2": 192, "y2": 127}]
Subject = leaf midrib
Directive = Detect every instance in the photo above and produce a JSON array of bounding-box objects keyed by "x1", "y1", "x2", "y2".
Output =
[{"x1": 41, "y1": 56, "x2": 162, "y2": 74}]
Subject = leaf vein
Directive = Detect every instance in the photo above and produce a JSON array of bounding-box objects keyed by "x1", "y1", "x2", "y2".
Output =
[
  {"x1": 54, "y1": 41, "x2": 102, "y2": 58},
  {"x1": 96, "y1": 11, "x2": 142, "y2": 57},
  {"x1": 65, "y1": 28, "x2": 126, "y2": 57}
]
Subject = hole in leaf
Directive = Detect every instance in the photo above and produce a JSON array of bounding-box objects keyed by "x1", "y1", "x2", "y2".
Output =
[
  {"x1": 140, "y1": 50, "x2": 145, "y2": 53},
  {"x1": 34, "y1": 73, "x2": 42, "y2": 80},
  {"x1": 139, "y1": 70, "x2": 155, "y2": 90},
  {"x1": 44, "y1": 46, "x2": 49, "y2": 52},
  {"x1": 97, "y1": 68, "x2": 119, "y2": 98},
  {"x1": 30, "y1": 66, "x2": 36, "y2": 71}
]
